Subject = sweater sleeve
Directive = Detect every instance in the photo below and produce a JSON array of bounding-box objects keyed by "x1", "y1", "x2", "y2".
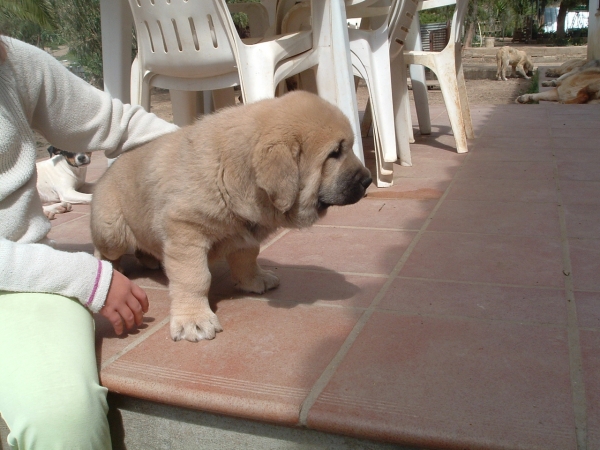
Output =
[
  {"x1": 11, "y1": 38, "x2": 178, "y2": 158},
  {"x1": 0, "y1": 237, "x2": 112, "y2": 313}
]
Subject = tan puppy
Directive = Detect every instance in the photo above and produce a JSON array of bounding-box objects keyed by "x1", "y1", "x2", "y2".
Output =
[
  {"x1": 496, "y1": 46, "x2": 534, "y2": 81},
  {"x1": 91, "y1": 91, "x2": 372, "y2": 342},
  {"x1": 516, "y1": 66, "x2": 600, "y2": 104}
]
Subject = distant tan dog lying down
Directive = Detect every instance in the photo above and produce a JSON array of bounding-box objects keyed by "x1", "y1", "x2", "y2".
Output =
[
  {"x1": 496, "y1": 46, "x2": 534, "y2": 81},
  {"x1": 91, "y1": 91, "x2": 372, "y2": 342},
  {"x1": 544, "y1": 58, "x2": 587, "y2": 78},
  {"x1": 542, "y1": 59, "x2": 599, "y2": 87},
  {"x1": 516, "y1": 66, "x2": 600, "y2": 104}
]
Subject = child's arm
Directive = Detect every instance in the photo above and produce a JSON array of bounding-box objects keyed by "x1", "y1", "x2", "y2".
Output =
[
  {"x1": 8, "y1": 38, "x2": 178, "y2": 158},
  {"x1": 0, "y1": 238, "x2": 146, "y2": 334}
]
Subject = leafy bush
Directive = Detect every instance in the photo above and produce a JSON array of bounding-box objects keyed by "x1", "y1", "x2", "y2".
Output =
[
  {"x1": 536, "y1": 27, "x2": 588, "y2": 46},
  {"x1": 53, "y1": 0, "x2": 103, "y2": 86}
]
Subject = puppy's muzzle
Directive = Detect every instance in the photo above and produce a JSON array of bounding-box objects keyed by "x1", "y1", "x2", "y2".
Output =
[{"x1": 318, "y1": 166, "x2": 372, "y2": 211}]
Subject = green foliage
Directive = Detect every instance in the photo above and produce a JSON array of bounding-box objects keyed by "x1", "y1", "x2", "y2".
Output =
[
  {"x1": 419, "y1": 6, "x2": 454, "y2": 25},
  {"x1": 525, "y1": 69, "x2": 539, "y2": 95},
  {"x1": 0, "y1": 0, "x2": 103, "y2": 85},
  {"x1": 537, "y1": 27, "x2": 588, "y2": 46},
  {"x1": 226, "y1": 0, "x2": 260, "y2": 33},
  {"x1": 478, "y1": 0, "x2": 508, "y2": 28},
  {"x1": 0, "y1": 0, "x2": 61, "y2": 47},
  {"x1": 53, "y1": 0, "x2": 103, "y2": 85},
  {"x1": 510, "y1": 0, "x2": 535, "y2": 27},
  {"x1": 0, "y1": 0, "x2": 57, "y2": 30}
]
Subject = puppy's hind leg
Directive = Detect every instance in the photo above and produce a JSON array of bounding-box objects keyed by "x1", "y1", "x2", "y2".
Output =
[
  {"x1": 227, "y1": 246, "x2": 280, "y2": 294},
  {"x1": 90, "y1": 208, "x2": 134, "y2": 272}
]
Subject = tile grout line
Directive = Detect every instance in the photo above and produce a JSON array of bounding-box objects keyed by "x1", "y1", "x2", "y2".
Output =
[
  {"x1": 554, "y1": 159, "x2": 588, "y2": 450},
  {"x1": 297, "y1": 150, "x2": 470, "y2": 427},
  {"x1": 100, "y1": 316, "x2": 171, "y2": 371}
]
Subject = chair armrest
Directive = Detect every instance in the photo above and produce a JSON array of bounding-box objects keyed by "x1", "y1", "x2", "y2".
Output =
[{"x1": 418, "y1": 0, "x2": 456, "y2": 11}]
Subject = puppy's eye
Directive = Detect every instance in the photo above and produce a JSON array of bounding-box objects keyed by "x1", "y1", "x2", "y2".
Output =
[{"x1": 328, "y1": 141, "x2": 344, "y2": 159}]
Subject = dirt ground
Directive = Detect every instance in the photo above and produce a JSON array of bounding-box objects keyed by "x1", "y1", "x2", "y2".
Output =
[
  {"x1": 146, "y1": 77, "x2": 532, "y2": 123},
  {"x1": 427, "y1": 77, "x2": 533, "y2": 105},
  {"x1": 34, "y1": 77, "x2": 531, "y2": 160}
]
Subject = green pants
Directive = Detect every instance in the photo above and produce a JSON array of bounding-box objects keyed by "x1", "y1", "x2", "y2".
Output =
[{"x1": 0, "y1": 292, "x2": 111, "y2": 450}]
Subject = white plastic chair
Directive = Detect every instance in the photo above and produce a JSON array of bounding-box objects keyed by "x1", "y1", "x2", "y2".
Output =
[
  {"x1": 129, "y1": 0, "x2": 363, "y2": 163},
  {"x1": 280, "y1": 0, "x2": 418, "y2": 187},
  {"x1": 346, "y1": 0, "x2": 419, "y2": 186},
  {"x1": 402, "y1": 0, "x2": 474, "y2": 159},
  {"x1": 129, "y1": 0, "x2": 278, "y2": 125}
]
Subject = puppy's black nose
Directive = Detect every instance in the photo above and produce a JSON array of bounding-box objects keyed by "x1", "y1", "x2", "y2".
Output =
[
  {"x1": 77, "y1": 155, "x2": 87, "y2": 163},
  {"x1": 361, "y1": 176, "x2": 372, "y2": 189}
]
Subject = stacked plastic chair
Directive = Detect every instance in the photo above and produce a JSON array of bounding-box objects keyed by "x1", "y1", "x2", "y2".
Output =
[{"x1": 128, "y1": 0, "x2": 364, "y2": 163}]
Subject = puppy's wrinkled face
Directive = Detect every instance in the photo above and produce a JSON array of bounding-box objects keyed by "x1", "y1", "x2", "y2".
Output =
[
  {"x1": 48, "y1": 146, "x2": 92, "y2": 167},
  {"x1": 317, "y1": 138, "x2": 371, "y2": 216}
]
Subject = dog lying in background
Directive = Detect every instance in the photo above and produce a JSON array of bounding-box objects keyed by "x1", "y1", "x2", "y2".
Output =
[
  {"x1": 91, "y1": 91, "x2": 372, "y2": 342},
  {"x1": 544, "y1": 58, "x2": 587, "y2": 78},
  {"x1": 36, "y1": 146, "x2": 93, "y2": 219},
  {"x1": 516, "y1": 65, "x2": 600, "y2": 104},
  {"x1": 496, "y1": 46, "x2": 535, "y2": 81},
  {"x1": 542, "y1": 59, "x2": 600, "y2": 87}
]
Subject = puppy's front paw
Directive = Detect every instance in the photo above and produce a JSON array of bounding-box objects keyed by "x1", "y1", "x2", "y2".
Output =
[
  {"x1": 234, "y1": 268, "x2": 280, "y2": 294},
  {"x1": 516, "y1": 95, "x2": 532, "y2": 104},
  {"x1": 170, "y1": 310, "x2": 223, "y2": 342}
]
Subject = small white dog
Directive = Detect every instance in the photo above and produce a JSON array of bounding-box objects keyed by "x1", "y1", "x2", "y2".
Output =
[{"x1": 36, "y1": 146, "x2": 93, "y2": 219}]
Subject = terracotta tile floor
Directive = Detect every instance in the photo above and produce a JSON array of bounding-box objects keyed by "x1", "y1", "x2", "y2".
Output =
[{"x1": 46, "y1": 102, "x2": 600, "y2": 450}]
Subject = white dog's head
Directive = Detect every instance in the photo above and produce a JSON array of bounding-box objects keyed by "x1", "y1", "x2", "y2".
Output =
[{"x1": 47, "y1": 145, "x2": 92, "y2": 168}]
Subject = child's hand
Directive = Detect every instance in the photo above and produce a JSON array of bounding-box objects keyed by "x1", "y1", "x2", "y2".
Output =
[{"x1": 100, "y1": 269, "x2": 149, "y2": 335}]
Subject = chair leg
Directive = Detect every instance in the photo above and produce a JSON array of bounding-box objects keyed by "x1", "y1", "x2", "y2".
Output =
[
  {"x1": 405, "y1": 17, "x2": 431, "y2": 137},
  {"x1": 361, "y1": 99, "x2": 373, "y2": 138},
  {"x1": 130, "y1": 58, "x2": 142, "y2": 106},
  {"x1": 371, "y1": 123, "x2": 394, "y2": 188},
  {"x1": 170, "y1": 90, "x2": 197, "y2": 127},
  {"x1": 455, "y1": 52, "x2": 475, "y2": 139},
  {"x1": 434, "y1": 60, "x2": 469, "y2": 154},
  {"x1": 312, "y1": 0, "x2": 365, "y2": 164},
  {"x1": 409, "y1": 64, "x2": 432, "y2": 135},
  {"x1": 404, "y1": 90, "x2": 415, "y2": 144},
  {"x1": 212, "y1": 88, "x2": 237, "y2": 110},
  {"x1": 196, "y1": 91, "x2": 211, "y2": 116},
  {"x1": 391, "y1": 53, "x2": 412, "y2": 166}
]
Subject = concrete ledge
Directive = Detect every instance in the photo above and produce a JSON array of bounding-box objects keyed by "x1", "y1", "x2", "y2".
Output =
[
  {"x1": 107, "y1": 394, "x2": 419, "y2": 450},
  {"x1": 462, "y1": 45, "x2": 587, "y2": 64}
]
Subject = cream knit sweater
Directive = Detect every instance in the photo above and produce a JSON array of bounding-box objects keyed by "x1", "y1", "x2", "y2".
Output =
[{"x1": 0, "y1": 38, "x2": 178, "y2": 312}]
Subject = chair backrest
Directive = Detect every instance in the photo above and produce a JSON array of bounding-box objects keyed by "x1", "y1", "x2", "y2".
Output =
[
  {"x1": 388, "y1": 0, "x2": 419, "y2": 58},
  {"x1": 129, "y1": 0, "x2": 237, "y2": 79}
]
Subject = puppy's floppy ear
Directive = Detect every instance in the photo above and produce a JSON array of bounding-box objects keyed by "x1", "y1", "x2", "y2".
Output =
[
  {"x1": 47, "y1": 146, "x2": 60, "y2": 157},
  {"x1": 252, "y1": 141, "x2": 300, "y2": 213}
]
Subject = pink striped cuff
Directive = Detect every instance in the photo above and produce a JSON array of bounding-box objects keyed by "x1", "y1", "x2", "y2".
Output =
[{"x1": 86, "y1": 259, "x2": 103, "y2": 307}]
